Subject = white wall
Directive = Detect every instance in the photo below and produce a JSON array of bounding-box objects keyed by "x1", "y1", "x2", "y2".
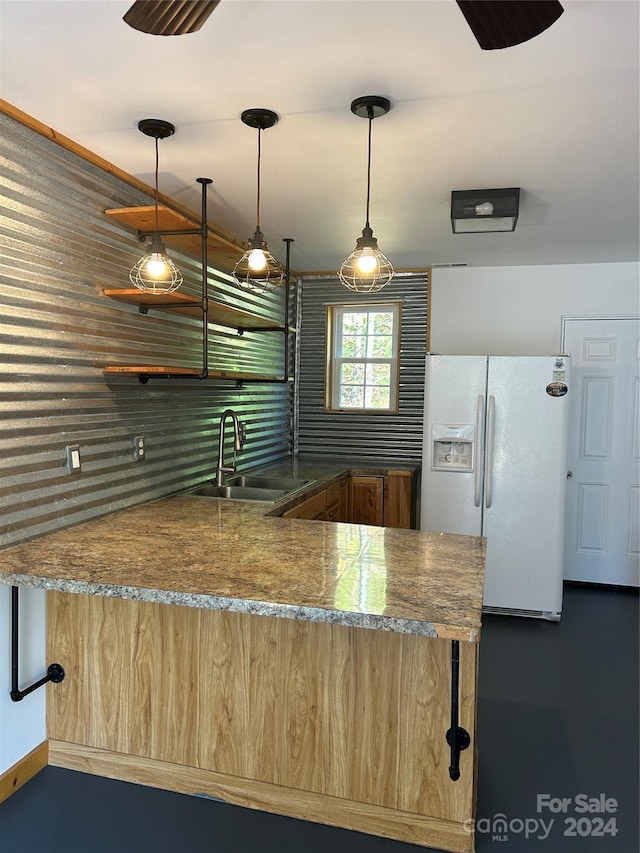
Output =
[
  {"x1": 431, "y1": 262, "x2": 639, "y2": 354},
  {"x1": 0, "y1": 586, "x2": 46, "y2": 772}
]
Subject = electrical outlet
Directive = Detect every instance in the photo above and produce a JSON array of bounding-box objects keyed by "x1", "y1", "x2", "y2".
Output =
[
  {"x1": 64, "y1": 444, "x2": 81, "y2": 474},
  {"x1": 132, "y1": 435, "x2": 146, "y2": 462}
]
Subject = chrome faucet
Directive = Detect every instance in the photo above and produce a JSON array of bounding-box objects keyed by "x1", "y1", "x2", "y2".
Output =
[{"x1": 216, "y1": 409, "x2": 246, "y2": 486}]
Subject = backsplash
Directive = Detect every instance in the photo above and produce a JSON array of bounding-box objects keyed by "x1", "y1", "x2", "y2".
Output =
[{"x1": 0, "y1": 108, "x2": 294, "y2": 547}]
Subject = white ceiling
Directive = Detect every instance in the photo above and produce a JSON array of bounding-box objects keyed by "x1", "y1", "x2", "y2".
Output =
[{"x1": 0, "y1": 0, "x2": 638, "y2": 274}]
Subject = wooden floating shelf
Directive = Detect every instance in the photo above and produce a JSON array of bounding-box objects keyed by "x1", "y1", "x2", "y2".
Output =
[
  {"x1": 105, "y1": 205, "x2": 245, "y2": 273},
  {"x1": 103, "y1": 366, "x2": 202, "y2": 376},
  {"x1": 104, "y1": 289, "x2": 201, "y2": 316},
  {"x1": 102, "y1": 366, "x2": 285, "y2": 381},
  {"x1": 103, "y1": 289, "x2": 285, "y2": 331}
]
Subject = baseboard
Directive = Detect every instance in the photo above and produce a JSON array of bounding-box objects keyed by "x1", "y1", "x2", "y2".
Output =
[
  {"x1": 0, "y1": 741, "x2": 48, "y2": 804},
  {"x1": 48, "y1": 740, "x2": 474, "y2": 853}
]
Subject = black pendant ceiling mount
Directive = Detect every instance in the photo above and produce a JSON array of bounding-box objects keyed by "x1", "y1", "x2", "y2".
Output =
[
  {"x1": 137, "y1": 118, "x2": 175, "y2": 140},
  {"x1": 240, "y1": 108, "x2": 279, "y2": 132},
  {"x1": 350, "y1": 95, "x2": 391, "y2": 121}
]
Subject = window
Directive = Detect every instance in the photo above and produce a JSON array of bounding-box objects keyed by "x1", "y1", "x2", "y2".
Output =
[{"x1": 325, "y1": 302, "x2": 401, "y2": 412}]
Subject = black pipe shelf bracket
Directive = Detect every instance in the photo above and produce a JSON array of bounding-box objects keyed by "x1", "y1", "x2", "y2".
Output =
[
  {"x1": 445, "y1": 639, "x2": 471, "y2": 781},
  {"x1": 10, "y1": 586, "x2": 65, "y2": 702}
]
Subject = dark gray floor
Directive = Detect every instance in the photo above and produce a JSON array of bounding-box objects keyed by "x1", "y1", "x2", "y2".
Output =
[{"x1": 1, "y1": 584, "x2": 638, "y2": 853}]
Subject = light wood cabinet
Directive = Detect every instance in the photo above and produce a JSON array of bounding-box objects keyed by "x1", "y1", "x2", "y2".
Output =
[
  {"x1": 349, "y1": 476, "x2": 384, "y2": 526},
  {"x1": 282, "y1": 471, "x2": 415, "y2": 528},
  {"x1": 349, "y1": 472, "x2": 414, "y2": 529},
  {"x1": 48, "y1": 591, "x2": 479, "y2": 853},
  {"x1": 384, "y1": 471, "x2": 414, "y2": 529}
]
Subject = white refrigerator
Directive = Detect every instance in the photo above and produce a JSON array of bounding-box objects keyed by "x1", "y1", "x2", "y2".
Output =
[{"x1": 420, "y1": 354, "x2": 571, "y2": 619}]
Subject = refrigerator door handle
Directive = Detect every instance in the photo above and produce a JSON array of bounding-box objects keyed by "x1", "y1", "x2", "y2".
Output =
[
  {"x1": 474, "y1": 394, "x2": 485, "y2": 507},
  {"x1": 485, "y1": 395, "x2": 495, "y2": 508}
]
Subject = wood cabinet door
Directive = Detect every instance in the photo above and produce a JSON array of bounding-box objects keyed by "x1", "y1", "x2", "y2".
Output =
[
  {"x1": 384, "y1": 471, "x2": 413, "y2": 529},
  {"x1": 349, "y1": 476, "x2": 384, "y2": 526}
]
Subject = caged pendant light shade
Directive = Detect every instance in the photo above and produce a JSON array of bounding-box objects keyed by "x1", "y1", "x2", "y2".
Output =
[
  {"x1": 233, "y1": 109, "x2": 285, "y2": 293},
  {"x1": 338, "y1": 96, "x2": 394, "y2": 293},
  {"x1": 129, "y1": 119, "x2": 183, "y2": 293}
]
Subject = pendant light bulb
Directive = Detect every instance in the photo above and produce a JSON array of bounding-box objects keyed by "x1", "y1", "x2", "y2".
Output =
[
  {"x1": 129, "y1": 119, "x2": 183, "y2": 294},
  {"x1": 233, "y1": 109, "x2": 285, "y2": 293},
  {"x1": 146, "y1": 255, "x2": 168, "y2": 278},
  {"x1": 357, "y1": 250, "x2": 379, "y2": 275},
  {"x1": 130, "y1": 235, "x2": 183, "y2": 293},
  {"x1": 248, "y1": 247, "x2": 268, "y2": 271},
  {"x1": 338, "y1": 96, "x2": 394, "y2": 293},
  {"x1": 339, "y1": 225, "x2": 394, "y2": 294}
]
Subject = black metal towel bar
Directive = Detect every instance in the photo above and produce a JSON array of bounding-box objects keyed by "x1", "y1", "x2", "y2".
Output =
[
  {"x1": 446, "y1": 639, "x2": 471, "y2": 781},
  {"x1": 10, "y1": 585, "x2": 65, "y2": 702}
]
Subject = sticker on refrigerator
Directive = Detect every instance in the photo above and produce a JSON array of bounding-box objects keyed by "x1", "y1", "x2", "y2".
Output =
[
  {"x1": 546, "y1": 382, "x2": 568, "y2": 397},
  {"x1": 431, "y1": 424, "x2": 475, "y2": 472}
]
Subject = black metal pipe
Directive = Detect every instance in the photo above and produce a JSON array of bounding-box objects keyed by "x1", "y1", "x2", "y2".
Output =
[
  {"x1": 136, "y1": 227, "x2": 202, "y2": 240},
  {"x1": 197, "y1": 177, "x2": 211, "y2": 380},
  {"x1": 446, "y1": 639, "x2": 470, "y2": 781},
  {"x1": 281, "y1": 237, "x2": 293, "y2": 384},
  {"x1": 11, "y1": 585, "x2": 19, "y2": 697},
  {"x1": 449, "y1": 640, "x2": 461, "y2": 779},
  {"x1": 10, "y1": 586, "x2": 65, "y2": 702}
]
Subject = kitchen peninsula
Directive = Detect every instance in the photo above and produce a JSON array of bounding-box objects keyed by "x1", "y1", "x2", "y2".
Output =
[{"x1": 0, "y1": 465, "x2": 485, "y2": 853}]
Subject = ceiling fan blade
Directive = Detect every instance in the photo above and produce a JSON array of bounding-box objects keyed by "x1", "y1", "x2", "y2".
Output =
[
  {"x1": 123, "y1": 0, "x2": 221, "y2": 36},
  {"x1": 456, "y1": 0, "x2": 564, "y2": 50}
]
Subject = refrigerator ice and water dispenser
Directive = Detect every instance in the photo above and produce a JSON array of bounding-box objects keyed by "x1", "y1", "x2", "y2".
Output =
[{"x1": 431, "y1": 424, "x2": 475, "y2": 472}]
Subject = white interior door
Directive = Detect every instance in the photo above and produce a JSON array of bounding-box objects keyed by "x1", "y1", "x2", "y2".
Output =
[{"x1": 562, "y1": 317, "x2": 640, "y2": 586}]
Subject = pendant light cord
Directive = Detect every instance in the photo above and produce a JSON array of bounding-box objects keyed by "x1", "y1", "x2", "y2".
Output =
[
  {"x1": 154, "y1": 135, "x2": 160, "y2": 237},
  {"x1": 365, "y1": 111, "x2": 373, "y2": 229},
  {"x1": 256, "y1": 127, "x2": 262, "y2": 230}
]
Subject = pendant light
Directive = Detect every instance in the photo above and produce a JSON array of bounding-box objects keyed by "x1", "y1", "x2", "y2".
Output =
[
  {"x1": 129, "y1": 119, "x2": 183, "y2": 294},
  {"x1": 338, "y1": 96, "x2": 394, "y2": 293},
  {"x1": 233, "y1": 108, "x2": 285, "y2": 293}
]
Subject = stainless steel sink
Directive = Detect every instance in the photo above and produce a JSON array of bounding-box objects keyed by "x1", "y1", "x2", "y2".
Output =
[
  {"x1": 227, "y1": 475, "x2": 310, "y2": 492},
  {"x1": 185, "y1": 483, "x2": 289, "y2": 502}
]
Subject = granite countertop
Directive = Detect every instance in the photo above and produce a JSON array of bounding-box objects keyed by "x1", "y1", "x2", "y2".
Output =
[{"x1": 0, "y1": 457, "x2": 485, "y2": 643}]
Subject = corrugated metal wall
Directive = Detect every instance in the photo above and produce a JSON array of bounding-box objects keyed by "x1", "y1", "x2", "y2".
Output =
[
  {"x1": 0, "y1": 109, "x2": 294, "y2": 547},
  {"x1": 296, "y1": 272, "x2": 429, "y2": 461}
]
